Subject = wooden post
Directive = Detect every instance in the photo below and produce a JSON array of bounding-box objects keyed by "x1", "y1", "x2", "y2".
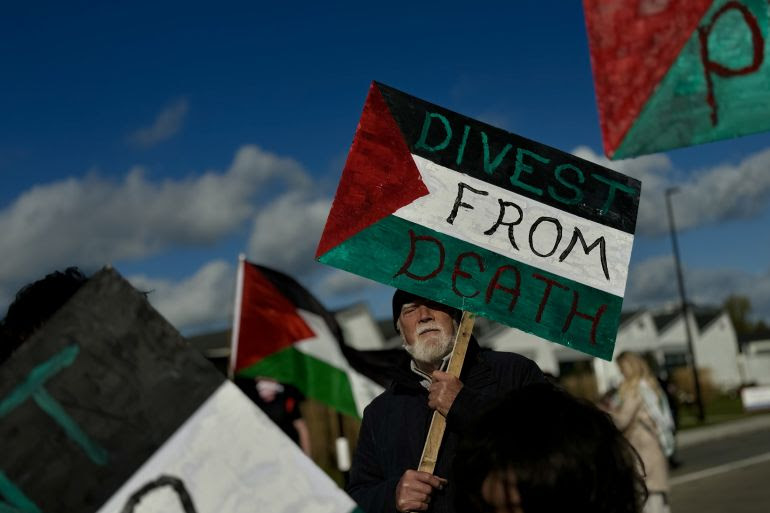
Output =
[{"x1": 416, "y1": 311, "x2": 475, "y2": 474}]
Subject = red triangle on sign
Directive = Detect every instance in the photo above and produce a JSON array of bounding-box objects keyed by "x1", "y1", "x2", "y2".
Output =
[
  {"x1": 233, "y1": 262, "x2": 315, "y2": 373},
  {"x1": 584, "y1": 0, "x2": 712, "y2": 157},
  {"x1": 316, "y1": 82, "x2": 429, "y2": 258}
]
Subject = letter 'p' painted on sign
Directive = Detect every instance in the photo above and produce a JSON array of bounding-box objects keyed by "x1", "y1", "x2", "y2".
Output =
[
  {"x1": 585, "y1": 0, "x2": 770, "y2": 158},
  {"x1": 698, "y1": 1, "x2": 764, "y2": 125}
]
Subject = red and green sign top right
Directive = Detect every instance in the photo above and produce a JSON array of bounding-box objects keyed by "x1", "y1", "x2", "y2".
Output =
[{"x1": 584, "y1": 0, "x2": 770, "y2": 159}]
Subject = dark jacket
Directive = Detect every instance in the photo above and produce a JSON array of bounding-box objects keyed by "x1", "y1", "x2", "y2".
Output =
[{"x1": 346, "y1": 340, "x2": 545, "y2": 513}]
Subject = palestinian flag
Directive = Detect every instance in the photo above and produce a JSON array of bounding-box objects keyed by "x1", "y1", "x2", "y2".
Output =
[
  {"x1": 316, "y1": 82, "x2": 640, "y2": 361},
  {"x1": 229, "y1": 258, "x2": 383, "y2": 418},
  {"x1": 0, "y1": 268, "x2": 359, "y2": 513},
  {"x1": 584, "y1": 0, "x2": 770, "y2": 159}
]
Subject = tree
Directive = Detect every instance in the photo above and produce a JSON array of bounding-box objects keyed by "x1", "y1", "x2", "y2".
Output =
[{"x1": 722, "y1": 295, "x2": 754, "y2": 337}]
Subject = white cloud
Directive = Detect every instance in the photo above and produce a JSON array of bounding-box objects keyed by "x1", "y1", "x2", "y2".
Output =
[
  {"x1": 624, "y1": 255, "x2": 770, "y2": 322},
  {"x1": 573, "y1": 146, "x2": 770, "y2": 236},
  {"x1": 128, "y1": 260, "x2": 235, "y2": 331},
  {"x1": 128, "y1": 98, "x2": 190, "y2": 148},
  {"x1": 316, "y1": 270, "x2": 379, "y2": 296},
  {"x1": 0, "y1": 145, "x2": 309, "y2": 297},
  {"x1": 247, "y1": 191, "x2": 332, "y2": 277}
]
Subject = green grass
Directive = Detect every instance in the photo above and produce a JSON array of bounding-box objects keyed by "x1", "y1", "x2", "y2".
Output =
[{"x1": 677, "y1": 394, "x2": 749, "y2": 430}]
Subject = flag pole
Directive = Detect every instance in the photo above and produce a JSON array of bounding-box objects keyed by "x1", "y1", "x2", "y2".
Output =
[
  {"x1": 417, "y1": 310, "x2": 475, "y2": 474},
  {"x1": 228, "y1": 254, "x2": 247, "y2": 380}
]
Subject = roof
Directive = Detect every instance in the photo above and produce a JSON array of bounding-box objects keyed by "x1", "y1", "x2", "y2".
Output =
[
  {"x1": 619, "y1": 310, "x2": 641, "y2": 327},
  {"x1": 694, "y1": 310, "x2": 722, "y2": 331},
  {"x1": 186, "y1": 329, "x2": 230, "y2": 357},
  {"x1": 653, "y1": 312, "x2": 680, "y2": 332}
]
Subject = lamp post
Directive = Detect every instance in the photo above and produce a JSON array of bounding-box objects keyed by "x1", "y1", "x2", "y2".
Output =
[{"x1": 665, "y1": 187, "x2": 705, "y2": 423}]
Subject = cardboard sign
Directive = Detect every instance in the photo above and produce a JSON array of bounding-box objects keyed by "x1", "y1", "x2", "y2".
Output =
[
  {"x1": 0, "y1": 268, "x2": 359, "y2": 513},
  {"x1": 316, "y1": 82, "x2": 641, "y2": 359},
  {"x1": 584, "y1": 0, "x2": 770, "y2": 159}
]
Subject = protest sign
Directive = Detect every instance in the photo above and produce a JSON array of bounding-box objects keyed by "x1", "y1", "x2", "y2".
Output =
[
  {"x1": 0, "y1": 268, "x2": 359, "y2": 513},
  {"x1": 584, "y1": 0, "x2": 770, "y2": 159},
  {"x1": 316, "y1": 82, "x2": 641, "y2": 359}
]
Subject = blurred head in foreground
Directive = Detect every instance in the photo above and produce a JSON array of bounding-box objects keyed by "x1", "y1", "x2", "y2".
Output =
[
  {"x1": 0, "y1": 267, "x2": 87, "y2": 363},
  {"x1": 455, "y1": 384, "x2": 646, "y2": 513}
]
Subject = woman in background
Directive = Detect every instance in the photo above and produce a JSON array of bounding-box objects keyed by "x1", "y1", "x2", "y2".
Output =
[{"x1": 610, "y1": 352, "x2": 675, "y2": 513}]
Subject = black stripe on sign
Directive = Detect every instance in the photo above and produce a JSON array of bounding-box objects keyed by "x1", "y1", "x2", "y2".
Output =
[{"x1": 375, "y1": 81, "x2": 641, "y2": 235}]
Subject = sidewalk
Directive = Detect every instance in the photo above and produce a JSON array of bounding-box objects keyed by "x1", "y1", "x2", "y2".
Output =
[{"x1": 678, "y1": 413, "x2": 770, "y2": 448}]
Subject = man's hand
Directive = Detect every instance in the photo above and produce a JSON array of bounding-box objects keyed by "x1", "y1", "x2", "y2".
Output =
[
  {"x1": 395, "y1": 469, "x2": 447, "y2": 512},
  {"x1": 428, "y1": 371, "x2": 463, "y2": 417}
]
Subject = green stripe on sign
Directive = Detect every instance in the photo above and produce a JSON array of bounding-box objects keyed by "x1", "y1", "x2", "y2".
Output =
[
  {"x1": 319, "y1": 215, "x2": 623, "y2": 360},
  {"x1": 237, "y1": 346, "x2": 360, "y2": 418}
]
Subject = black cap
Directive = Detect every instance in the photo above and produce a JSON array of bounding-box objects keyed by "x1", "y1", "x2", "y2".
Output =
[
  {"x1": 392, "y1": 289, "x2": 419, "y2": 329},
  {"x1": 391, "y1": 289, "x2": 461, "y2": 330}
]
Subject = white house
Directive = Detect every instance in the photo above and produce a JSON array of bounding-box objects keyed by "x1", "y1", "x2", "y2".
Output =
[
  {"x1": 329, "y1": 302, "x2": 744, "y2": 393},
  {"x1": 740, "y1": 337, "x2": 770, "y2": 386},
  {"x1": 653, "y1": 308, "x2": 742, "y2": 391},
  {"x1": 693, "y1": 311, "x2": 742, "y2": 390},
  {"x1": 335, "y1": 303, "x2": 391, "y2": 351},
  {"x1": 481, "y1": 323, "x2": 560, "y2": 376}
]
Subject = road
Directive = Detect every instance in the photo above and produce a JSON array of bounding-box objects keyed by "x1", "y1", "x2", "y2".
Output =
[{"x1": 669, "y1": 427, "x2": 770, "y2": 513}]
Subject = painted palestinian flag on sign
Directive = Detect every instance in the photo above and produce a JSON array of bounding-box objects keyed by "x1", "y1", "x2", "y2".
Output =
[
  {"x1": 584, "y1": 0, "x2": 770, "y2": 159},
  {"x1": 0, "y1": 268, "x2": 359, "y2": 513},
  {"x1": 229, "y1": 258, "x2": 383, "y2": 418},
  {"x1": 316, "y1": 82, "x2": 641, "y2": 360}
]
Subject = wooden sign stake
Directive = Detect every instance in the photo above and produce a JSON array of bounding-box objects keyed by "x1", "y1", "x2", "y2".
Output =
[{"x1": 417, "y1": 310, "x2": 476, "y2": 474}]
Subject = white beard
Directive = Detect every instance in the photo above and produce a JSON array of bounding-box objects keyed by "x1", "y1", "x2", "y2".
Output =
[{"x1": 402, "y1": 323, "x2": 455, "y2": 366}]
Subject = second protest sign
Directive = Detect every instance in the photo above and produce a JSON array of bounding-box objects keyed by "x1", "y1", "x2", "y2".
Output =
[{"x1": 316, "y1": 82, "x2": 641, "y2": 360}]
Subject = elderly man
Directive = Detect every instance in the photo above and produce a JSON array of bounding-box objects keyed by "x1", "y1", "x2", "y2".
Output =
[{"x1": 347, "y1": 290, "x2": 545, "y2": 513}]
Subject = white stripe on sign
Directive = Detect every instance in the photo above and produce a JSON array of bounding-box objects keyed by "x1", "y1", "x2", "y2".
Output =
[
  {"x1": 670, "y1": 451, "x2": 770, "y2": 487},
  {"x1": 393, "y1": 155, "x2": 634, "y2": 296},
  {"x1": 95, "y1": 381, "x2": 357, "y2": 513}
]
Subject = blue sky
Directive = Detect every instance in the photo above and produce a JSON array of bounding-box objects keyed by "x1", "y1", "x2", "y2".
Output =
[{"x1": 2, "y1": 1, "x2": 770, "y2": 333}]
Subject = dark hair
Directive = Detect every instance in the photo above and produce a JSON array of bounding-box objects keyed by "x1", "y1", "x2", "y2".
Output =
[
  {"x1": 455, "y1": 384, "x2": 646, "y2": 513},
  {"x1": 0, "y1": 267, "x2": 88, "y2": 363}
]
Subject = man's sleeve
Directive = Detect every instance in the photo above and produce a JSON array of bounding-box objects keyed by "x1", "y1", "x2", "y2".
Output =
[
  {"x1": 346, "y1": 407, "x2": 400, "y2": 513},
  {"x1": 445, "y1": 384, "x2": 489, "y2": 433},
  {"x1": 516, "y1": 356, "x2": 547, "y2": 388}
]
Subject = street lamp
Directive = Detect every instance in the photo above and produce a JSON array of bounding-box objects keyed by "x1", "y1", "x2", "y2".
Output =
[{"x1": 665, "y1": 187, "x2": 705, "y2": 423}]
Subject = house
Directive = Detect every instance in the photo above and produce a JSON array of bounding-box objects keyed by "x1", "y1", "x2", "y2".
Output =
[
  {"x1": 335, "y1": 303, "x2": 392, "y2": 351},
  {"x1": 654, "y1": 307, "x2": 742, "y2": 391},
  {"x1": 739, "y1": 332, "x2": 770, "y2": 386},
  {"x1": 693, "y1": 310, "x2": 742, "y2": 389},
  {"x1": 479, "y1": 306, "x2": 743, "y2": 393},
  {"x1": 188, "y1": 301, "x2": 746, "y2": 401},
  {"x1": 481, "y1": 323, "x2": 560, "y2": 376}
]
